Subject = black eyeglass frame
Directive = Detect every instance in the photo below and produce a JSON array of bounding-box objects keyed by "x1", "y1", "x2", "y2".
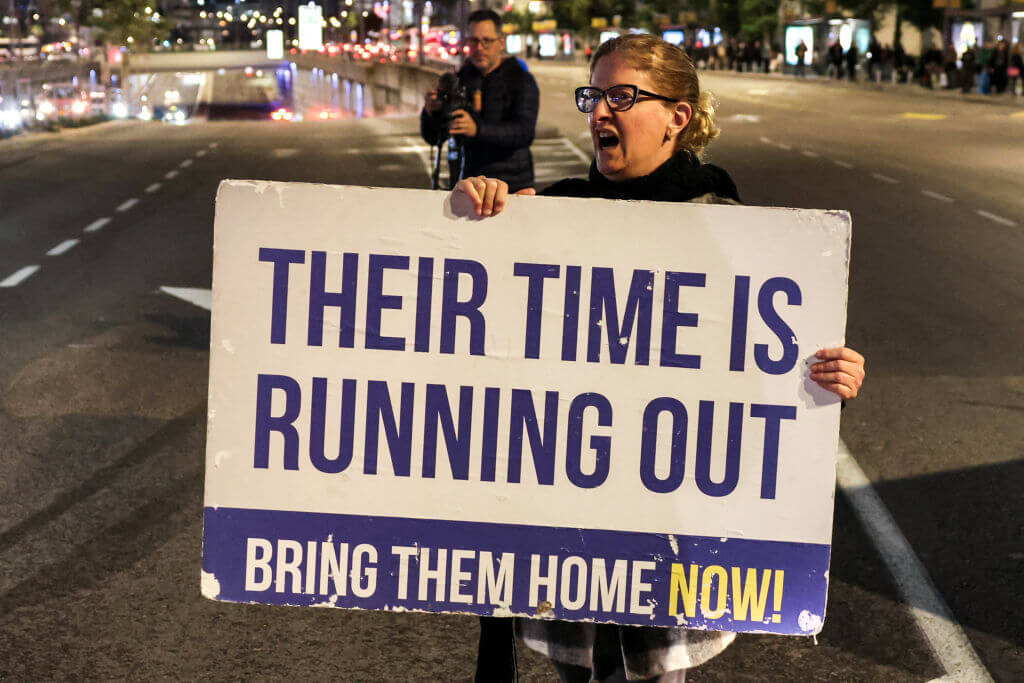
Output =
[
  {"x1": 465, "y1": 37, "x2": 501, "y2": 47},
  {"x1": 574, "y1": 84, "x2": 677, "y2": 113}
]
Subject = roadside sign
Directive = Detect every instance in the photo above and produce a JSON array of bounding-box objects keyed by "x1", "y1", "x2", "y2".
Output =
[
  {"x1": 298, "y1": 3, "x2": 323, "y2": 51},
  {"x1": 266, "y1": 29, "x2": 284, "y2": 59},
  {"x1": 202, "y1": 181, "x2": 850, "y2": 635}
]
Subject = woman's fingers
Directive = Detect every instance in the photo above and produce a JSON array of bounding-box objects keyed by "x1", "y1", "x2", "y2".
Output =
[
  {"x1": 453, "y1": 178, "x2": 483, "y2": 213},
  {"x1": 514, "y1": 187, "x2": 537, "y2": 196},
  {"x1": 480, "y1": 178, "x2": 508, "y2": 216},
  {"x1": 454, "y1": 176, "x2": 509, "y2": 217},
  {"x1": 811, "y1": 346, "x2": 866, "y2": 399}
]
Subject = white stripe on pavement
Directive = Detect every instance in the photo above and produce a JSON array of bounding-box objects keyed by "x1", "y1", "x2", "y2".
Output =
[
  {"x1": 208, "y1": 142, "x2": 219, "y2": 149},
  {"x1": 560, "y1": 137, "x2": 591, "y2": 164},
  {"x1": 160, "y1": 286, "x2": 212, "y2": 311},
  {"x1": 179, "y1": 159, "x2": 193, "y2": 168},
  {"x1": 921, "y1": 190, "x2": 954, "y2": 203},
  {"x1": 46, "y1": 239, "x2": 79, "y2": 256},
  {"x1": 404, "y1": 135, "x2": 433, "y2": 182},
  {"x1": 801, "y1": 150, "x2": 819, "y2": 158},
  {"x1": 196, "y1": 149, "x2": 207, "y2": 157},
  {"x1": 975, "y1": 210, "x2": 1016, "y2": 227},
  {"x1": 164, "y1": 170, "x2": 179, "y2": 180},
  {"x1": 836, "y1": 440, "x2": 993, "y2": 682},
  {"x1": 116, "y1": 198, "x2": 140, "y2": 212},
  {"x1": 83, "y1": 217, "x2": 111, "y2": 233},
  {"x1": 872, "y1": 173, "x2": 900, "y2": 184},
  {"x1": 145, "y1": 182, "x2": 162, "y2": 194},
  {"x1": 776, "y1": 142, "x2": 792, "y2": 151},
  {"x1": 834, "y1": 160, "x2": 854, "y2": 169},
  {"x1": 0, "y1": 265, "x2": 40, "y2": 287}
]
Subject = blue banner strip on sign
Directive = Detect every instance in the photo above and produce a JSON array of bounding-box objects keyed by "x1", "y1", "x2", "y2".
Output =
[{"x1": 202, "y1": 506, "x2": 830, "y2": 635}]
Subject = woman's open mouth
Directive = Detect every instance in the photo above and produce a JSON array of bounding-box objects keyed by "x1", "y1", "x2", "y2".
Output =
[{"x1": 597, "y1": 131, "x2": 620, "y2": 149}]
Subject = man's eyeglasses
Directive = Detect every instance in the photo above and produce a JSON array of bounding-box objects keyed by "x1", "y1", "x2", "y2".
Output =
[
  {"x1": 466, "y1": 37, "x2": 500, "y2": 48},
  {"x1": 574, "y1": 84, "x2": 677, "y2": 113}
]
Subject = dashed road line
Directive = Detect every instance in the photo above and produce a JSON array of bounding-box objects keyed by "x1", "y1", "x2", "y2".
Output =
[
  {"x1": 196, "y1": 149, "x2": 207, "y2": 157},
  {"x1": 834, "y1": 160, "x2": 854, "y2": 169},
  {"x1": 921, "y1": 190, "x2": 954, "y2": 203},
  {"x1": 0, "y1": 265, "x2": 40, "y2": 288},
  {"x1": 976, "y1": 210, "x2": 1016, "y2": 227},
  {"x1": 116, "y1": 198, "x2": 140, "y2": 212},
  {"x1": 404, "y1": 135, "x2": 434, "y2": 181},
  {"x1": 180, "y1": 159, "x2": 193, "y2": 168},
  {"x1": 83, "y1": 217, "x2": 111, "y2": 233},
  {"x1": 837, "y1": 440, "x2": 994, "y2": 682},
  {"x1": 801, "y1": 150, "x2": 819, "y2": 158},
  {"x1": 776, "y1": 142, "x2": 792, "y2": 151},
  {"x1": 209, "y1": 142, "x2": 219, "y2": 148},
  {"x1": 559, "y1": 137, "x2": 591, "y2": 164},
  {"x1": 145, "y1": 182, "x2": 162, "y2": 194},
  {"x1": 872, "y1": 173, "x2": 899, "y2": 184},
  {"x1": 901, "y1": 112, "x2": 947, "y2": 121},
  {"x1": 165, "y1": 170, "x2": 179, "y2": 180},
  {"x1": 46, "y1": 239, "x2": 79, "y2": 256}
]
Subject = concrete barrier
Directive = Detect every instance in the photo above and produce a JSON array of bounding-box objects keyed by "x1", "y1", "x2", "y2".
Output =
[{"x1": 291, "y1": 53, "x2": 449, "y2": 116}]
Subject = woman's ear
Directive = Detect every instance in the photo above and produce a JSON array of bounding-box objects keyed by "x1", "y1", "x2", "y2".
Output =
[{"x1": 666, "y1": 102, "x2": 693, "y2": 141}]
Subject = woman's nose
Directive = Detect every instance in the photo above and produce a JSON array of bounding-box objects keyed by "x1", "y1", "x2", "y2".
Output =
[{"x1": 589, "y1": 96, "x2": 612, "y2": 120}]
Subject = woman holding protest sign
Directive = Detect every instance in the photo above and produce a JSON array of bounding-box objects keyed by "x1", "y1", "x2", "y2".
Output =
[{"x1": 456, "y1": 33, "x2": 865, "y2": 682}]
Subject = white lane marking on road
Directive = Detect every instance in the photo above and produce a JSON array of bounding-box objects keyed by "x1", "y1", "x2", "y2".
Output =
[
  {"x1": 921, "y1": 190, "x2": 954, "y2": 203},
  {"x1": 776, "y1": 142, "x2": 792, "y2": 151},
  {"x1": 46, "y1": 239, "x2": 79, "y2": 256},
  {"x1": 560, "y1": 137, "x2": 591, "y2": 164},
  {"x1": 834, "y1": 160, "x2": 854, "y2": 169},
  {"x1": 116, "y1": 198, "x2": 140, "y2": 212},
  {"x1": 801, "y1": 150, "x2": 819, "y2": 158},
  {"x1": 160, "y1": 286, "x2": 212, "y2": 311},
  {"x1": 145, "y1": 182, "x2": 162, "y2": 194},
  {"x1": 0, "y1": 265, "x2": 40, "y2": 287},
  {"x1": 83, "y1": 217, "x2": 111, "y2": 233},
  {"x1": 872, "y1": 172, "x2": 900, "y2": 184},
  {"x1": 179, "y1": 159, "x2": 193, "y2": 168},
  {"x1": 165, "y1": 170, "x2": 179, "y2": 180},
  {"x1": 405, "y1": 136, "x2": 434, "y2": 181},
  {"x1": 976, "y1": 210, "x2": 1016, "y2": 227},
  {"x1": 209, "y1": 142, "x2": 219, "y2": 149},
  {"x1": 196, "y1": 149, "x2": 207, "y2": 157},
  {"x1": 725, "y1": 114, "x2": 761, "y2": 123},
  {"x1": 760, "y1": 136, "x2": 773, "y2": 144},
  {"x1": 836, "y1": 440, "x2": 994, "y2": 683},
  {"x1": 338, "y1": 144, "x2": 428, "y2": 155},
  {"x1": 272, "y1": 148, "x2": 300, "y2": 158}
]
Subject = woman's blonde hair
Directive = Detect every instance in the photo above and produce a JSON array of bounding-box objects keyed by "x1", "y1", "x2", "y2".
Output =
[{"x1": 590, "y1": 34, "x2": 720, "y2": 158}]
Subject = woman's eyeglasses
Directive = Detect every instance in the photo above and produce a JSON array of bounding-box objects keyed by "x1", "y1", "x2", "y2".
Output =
[{"x1": 574, "y1": 84, "x2": 677, "y2": 113}]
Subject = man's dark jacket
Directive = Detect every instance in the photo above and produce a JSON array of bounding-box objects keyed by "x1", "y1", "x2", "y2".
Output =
[{"x1": 420, "y1": 57, "x2": 539, "y2": 192}]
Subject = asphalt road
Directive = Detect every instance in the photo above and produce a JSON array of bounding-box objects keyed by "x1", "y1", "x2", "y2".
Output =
[{"x1": 0, "y1": 64, "x2": 1021, "y2": 681}]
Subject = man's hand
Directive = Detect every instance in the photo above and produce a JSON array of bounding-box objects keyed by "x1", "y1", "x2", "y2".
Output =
[
  {"x1": 448, "y1": 109, "x2": 478, "y2": 137},
  {"x1": 424, "y1": 89, "x2": 441, "y2": 114}
]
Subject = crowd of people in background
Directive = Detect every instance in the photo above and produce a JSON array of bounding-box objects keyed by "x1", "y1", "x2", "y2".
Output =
[{"x1": 674, "y1": 34, "x2": 1022, "y2": 97}]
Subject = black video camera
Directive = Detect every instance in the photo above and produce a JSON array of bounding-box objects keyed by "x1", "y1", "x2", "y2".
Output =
[
  {"x1": 431, "y1": 72, "x2": 470, "y2": 190},
  {"x1": 436, "y1": 72, "x2": 470, "y2": 121}
]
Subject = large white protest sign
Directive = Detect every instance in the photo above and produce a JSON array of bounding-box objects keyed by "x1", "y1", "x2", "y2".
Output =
[{"x1": 201, "y1": 180, "x2": 851, "y2": 635}]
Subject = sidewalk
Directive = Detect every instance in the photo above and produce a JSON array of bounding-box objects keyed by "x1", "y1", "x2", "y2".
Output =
[
  {"x1": 525, "y1": 56, "x2": 1024, "y2": 109},
  {"x1": 704, "y1": 67, "x2": 1024, "y2": 109}
]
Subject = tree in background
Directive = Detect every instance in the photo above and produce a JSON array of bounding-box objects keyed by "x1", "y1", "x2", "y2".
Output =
[
  {"x1": 740, "y1": 0, "x2": 779, "y2": 40},
  {"x1": 51, "y1": 0, "x2": 170, "y2": 52}
]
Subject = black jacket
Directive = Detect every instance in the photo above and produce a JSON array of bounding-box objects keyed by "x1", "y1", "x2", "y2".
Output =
[
  {"x1": 540, "y1": 150, "x2": 741, "y2": 204},
  {"x1": 421, "y1": 57, "x2": 539, "y2": 192}
]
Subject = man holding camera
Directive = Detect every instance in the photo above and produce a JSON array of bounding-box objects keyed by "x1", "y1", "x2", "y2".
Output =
[{"x1": 420, "y1": 9, "x2": 540, "y2": 192}]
